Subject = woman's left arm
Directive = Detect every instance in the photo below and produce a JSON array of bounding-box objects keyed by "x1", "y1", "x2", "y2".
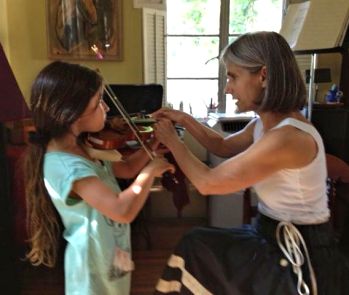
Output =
[{"x1": 155, "y1": 121, "x2": 317, "y2": 196}]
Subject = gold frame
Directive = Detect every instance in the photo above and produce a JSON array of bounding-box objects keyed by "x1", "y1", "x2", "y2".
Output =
[{"x1": 46, "y1": 0, "x2": 123, "y2": 61}]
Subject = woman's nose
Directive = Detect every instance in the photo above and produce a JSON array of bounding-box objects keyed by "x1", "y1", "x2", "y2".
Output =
[{"x1": 224, "y1": 84, "x2": 231, "y2": 95}]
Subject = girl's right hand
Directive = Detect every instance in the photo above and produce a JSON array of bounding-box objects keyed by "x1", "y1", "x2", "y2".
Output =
[{"x1": 147, "y1": 156, "x2": 175, "y2": 177}]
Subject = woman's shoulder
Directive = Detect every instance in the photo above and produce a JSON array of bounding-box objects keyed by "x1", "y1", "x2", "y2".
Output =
[
  {"x1": 272, "y1": 117, "x2": 322, "y2": 144},
  {"x1": 275, "y1": 117, "x2": 311, "y2": 129}
]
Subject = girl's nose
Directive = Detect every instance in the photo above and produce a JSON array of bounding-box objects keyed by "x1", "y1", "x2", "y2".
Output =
[{"x1": 101, "y1": 100, "x2": 110, "y2": 112}]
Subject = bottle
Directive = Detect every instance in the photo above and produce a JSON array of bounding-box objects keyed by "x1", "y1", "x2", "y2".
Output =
[
  {"x1": 179, "y1": 101, "x2": 183, "y2": 111},
  {"x1": 325, "y1": 84, "x2": 339, "y2": 103}
]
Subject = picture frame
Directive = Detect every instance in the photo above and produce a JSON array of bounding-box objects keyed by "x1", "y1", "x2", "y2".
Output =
[{"x1": 46, "y1": 0, "x2": 123, "y2": 61}]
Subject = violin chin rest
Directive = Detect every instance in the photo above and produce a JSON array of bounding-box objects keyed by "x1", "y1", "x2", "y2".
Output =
[{"x1": 83, "y1": 145, "x2": 123, "y2": 162}]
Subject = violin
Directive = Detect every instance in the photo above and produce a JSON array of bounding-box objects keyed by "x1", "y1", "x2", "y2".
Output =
[
  {"x1": 90, "y1": 45, "x2": 178, "y2": 184},
  {"x1": 87, "y1": 115, "x2": 155, "y2": 150}
]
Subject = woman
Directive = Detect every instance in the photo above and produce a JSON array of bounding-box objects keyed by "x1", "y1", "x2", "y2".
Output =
[{"x1": 152, "y1": 31, "x2": 349, "y2": 295}]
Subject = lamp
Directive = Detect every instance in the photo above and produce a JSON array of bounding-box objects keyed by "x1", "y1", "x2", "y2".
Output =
[
  {"x1": 305, "y1": 68, "x2": 331, "y2": 84},
  {"x1": 305, "y1": 68, "x2": 332, "y2": 102}
]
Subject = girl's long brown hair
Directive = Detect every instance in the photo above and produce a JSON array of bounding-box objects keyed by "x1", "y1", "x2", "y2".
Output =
[
  {"x1": 25, "y1": 143, "x2": 61, "y2": 267},
  {"x1": 24, "y1": 61, "x2": 102, "y2": 267}
]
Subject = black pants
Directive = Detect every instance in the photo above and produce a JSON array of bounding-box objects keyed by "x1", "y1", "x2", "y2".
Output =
[{"x1": 154, "y1": 214, "x2": 349, "y2": 295}]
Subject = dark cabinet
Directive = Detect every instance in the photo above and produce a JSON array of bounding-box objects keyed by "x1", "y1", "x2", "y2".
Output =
[
  {"x1": 0, "y1": 124, "x2": 18, "y2": 294},
  {"x1": 312, "y1": 107, "x2": 349, "y2": 163}
]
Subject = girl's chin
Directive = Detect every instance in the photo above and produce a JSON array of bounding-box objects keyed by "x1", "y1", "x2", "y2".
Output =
[{"x1": 96, "y1": 123, "x2": 106, "y2": 132}]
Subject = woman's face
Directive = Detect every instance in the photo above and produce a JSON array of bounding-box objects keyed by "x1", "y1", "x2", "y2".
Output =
[
  {"x1": 75, "y1": 86, "x2": 109, "y2": 133},
  {"x1": 224, "y1": 63, "x2": 266, "y2": 113}
]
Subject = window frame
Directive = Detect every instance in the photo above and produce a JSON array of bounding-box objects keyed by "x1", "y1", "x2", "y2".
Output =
[
  {"x1": 165, "y1": 0, "x2": 231, "y2": 113},
  {"x1": 165, "y1": 0, "x2": 286, "y2": 114}
]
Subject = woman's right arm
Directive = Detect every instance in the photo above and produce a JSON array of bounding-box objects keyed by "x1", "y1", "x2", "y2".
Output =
[{"x1": 72, "y1": 157, "x2": 174, "y2": 223}]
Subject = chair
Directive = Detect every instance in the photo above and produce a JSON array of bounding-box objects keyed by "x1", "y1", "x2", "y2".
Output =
[
  {"x1": 242, "y1": 188, "x2": 256, "y2": 224},
  {"x1": 325, "y1": 154, "x2": 349, "y2": 234}
]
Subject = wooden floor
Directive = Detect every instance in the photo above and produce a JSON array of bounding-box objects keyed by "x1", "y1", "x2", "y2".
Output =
[{"x1": 10, "y1": 217, "x2": 207, "y2": 295}]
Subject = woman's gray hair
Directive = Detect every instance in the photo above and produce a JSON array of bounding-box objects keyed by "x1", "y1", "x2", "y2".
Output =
[{"x1": 220, "y1": 31, "x2": 306, "y2": 113}]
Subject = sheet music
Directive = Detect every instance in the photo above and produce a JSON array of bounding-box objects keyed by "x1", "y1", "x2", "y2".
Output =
[
  {"x1": 338, "y1": 6, "x2": 349, "y2": 46},
  {"x1": 279, "y1": 2, "x2": 310, "y2": 49},
  {"x1": 280, "y1": 0, "x2": 349, "y2": 51}
]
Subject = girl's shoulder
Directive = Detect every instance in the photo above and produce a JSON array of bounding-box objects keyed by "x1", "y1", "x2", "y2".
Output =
[
  {"x1": 44, "y1": 151, "x2": 102, "y2": 202},
  {"x1": 45, "y1": 151, "x2": 98, "y2": 167},
  {"x1": 44, "y1": 151, "x2": 100, "y2": 181}
]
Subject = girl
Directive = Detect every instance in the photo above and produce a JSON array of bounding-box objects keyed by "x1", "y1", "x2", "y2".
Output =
[
  {"x1": 24, "y1": 61, "x2": 174, "y2": 295},
  {"x1": 152, "y1": 32, "x2": 349, "y2": 294}
]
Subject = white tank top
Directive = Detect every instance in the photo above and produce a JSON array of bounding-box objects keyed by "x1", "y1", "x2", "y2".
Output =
[{"x1": 252, "y1": 117, "x2": 330, "y2": 224}]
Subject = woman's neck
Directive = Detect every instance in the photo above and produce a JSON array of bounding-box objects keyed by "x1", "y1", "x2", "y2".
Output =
[{"x1": 258, "y1": 111, "x2": 306, "y2": 131}]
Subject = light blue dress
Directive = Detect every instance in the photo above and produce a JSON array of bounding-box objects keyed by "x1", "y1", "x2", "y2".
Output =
[{"x1": 44, "y1": 151, "x2": 131, "y2": 295}]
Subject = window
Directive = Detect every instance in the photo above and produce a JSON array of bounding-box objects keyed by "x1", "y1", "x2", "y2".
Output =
[
  {"x1": 166, "y1": 0, "x2": 284, "y2": 117},
  {"x1": 142, "y1": 8, "x2": 166, "y2": 88}
]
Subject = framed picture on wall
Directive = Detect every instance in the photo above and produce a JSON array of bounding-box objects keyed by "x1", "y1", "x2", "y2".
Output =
[{"x1": 46, "y1": 0, "x2": 123, "y2": 61}]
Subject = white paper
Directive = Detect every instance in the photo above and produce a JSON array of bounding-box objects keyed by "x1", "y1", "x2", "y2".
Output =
[{"x1": 279, "y1": 2, "x2": 310, "y2": 49}]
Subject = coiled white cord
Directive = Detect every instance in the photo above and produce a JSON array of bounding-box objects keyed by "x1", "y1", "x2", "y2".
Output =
[{"x1": 276, "y1": 221, "x2": 318, "y2": 295}]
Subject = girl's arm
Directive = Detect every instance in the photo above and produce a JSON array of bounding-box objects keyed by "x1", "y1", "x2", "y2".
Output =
[
  {"x1": 112, "y1": 148, "x2": 151, "y2": 179},
  {"x1": 72, "y1": 157, "x2": 174, "y2": 223},
  {"x1": 111, "y1": 139, "x2": 168, "y2": 179}
]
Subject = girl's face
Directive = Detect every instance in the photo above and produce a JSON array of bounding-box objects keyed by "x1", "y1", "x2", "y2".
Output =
[
  {"x1": 224, "y1": 63, "x2": 266, "y2": 113},
  {"x1": 75, "y1": 86, "x2": 109, "y2": 133}
]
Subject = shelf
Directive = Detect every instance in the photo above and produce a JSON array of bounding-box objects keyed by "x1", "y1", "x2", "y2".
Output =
[{"x1": 313, "y1": 103, "x2": 345, "y2": 109}]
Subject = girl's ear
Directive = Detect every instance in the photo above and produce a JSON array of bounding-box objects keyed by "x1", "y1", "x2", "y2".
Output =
[{"x1": 260, "y1": 66, "x2": 267, "y2": 88}]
